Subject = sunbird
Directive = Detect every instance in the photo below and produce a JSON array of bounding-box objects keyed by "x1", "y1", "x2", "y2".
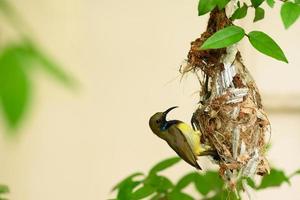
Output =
[{"x1": 149, "y1": 106, "x2": 216, "y2": 170}]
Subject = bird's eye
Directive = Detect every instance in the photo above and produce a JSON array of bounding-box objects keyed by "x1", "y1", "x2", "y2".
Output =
[{"x1": 156, "y1": 120, "x2": 160, "y2": 124}]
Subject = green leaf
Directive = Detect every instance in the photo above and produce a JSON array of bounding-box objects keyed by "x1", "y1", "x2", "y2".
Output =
[
  {"x1": 131, "y1": 185, "x2": 156, "y2": 200},
  {"x1": 25, "y1": 41, "x2": 76, "y2": 88},
  {"x1": 246, "y1": 178, "x2": 256, "y2": 189},
  {"x1": 217, "y1": 0, "x2": 230, "y2": 9},
  {"x1": 145, "y1": 175, "x2": 174, "y2": 192},
  {"x1": 0, "y1": 184, "x2": 9, "y2": 200},
  {"x1": 167, "y1": 190, "x2": 194, "y2": 200},
  {"x1": 112, "y1": 172, "x2": 144, "y2": 191},
  {"x1": 114, "y1": 173, "x2": 144, "y2": 200},
  {"x1": 258, "y1": 168, "x2": 290, "y2": 189},
  {"x1": 254, "y1": 7, "x2": 265, "y2": 22},
  {"x1": 281, "y1": 2, "x2": 300, "y2": 29},
  {"x1": 251, "y1": 0, "x2": 264, "y2": 8},
  {"x1": 247, "y1": 31, "x2": 288, "y2": 63},
  {"x1": 0, "y1": 46, "x2": 31, "y2": 129},
  {"x1": 295, "y1": 0, "x2": 300, "y2": 4},
  {"x1": 117, "y1": 180, "x2": 142, "y2": 200},
  {"x1": 175, "y1": 172, "x2": 198, "y2": 190},
  {"x1": 0, "y1": 40, "x2": 76, "y2": 130},
  {"x1": 200, "y1": 26, "x2": 245, "y2": 50},
  {"x1": 194, "y1": 171, "x2": 224, "y2": 195},
  {"x1": 0, "y1": 0, "x2": 15, "y2": 19},
  {"x1": 266, "y1": 0, "x2": 275, "y2": 7},
  {"x1": 289, "y1": 169, "x2": 300, "y2": 178},
  {"x1": 149, "y1": 157, "x2": 181, "y2": 175},
  {"x1": 210, "y1": 190, "x2": 240, "y2": 200},
  {"x1": 150, "y1": 194, "x2": 165, "y2": 200},
  {"x1": 230, "y1": 3, "x2": 248, "y2": 20},
  {"x1": 198, "y1": 0, "x2": 216, "y2": 16},
  {"x1": 0, "y1": 185, "x2": 9, "y2": 194}
]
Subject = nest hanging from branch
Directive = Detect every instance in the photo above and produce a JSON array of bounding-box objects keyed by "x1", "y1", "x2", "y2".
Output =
[{"x1": 181, "y1": 9, "x2": 270, "y2": 190}]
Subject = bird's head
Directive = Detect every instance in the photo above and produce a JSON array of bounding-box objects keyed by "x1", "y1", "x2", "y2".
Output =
[{"x1": 149, "y1": 106, "x2": 178, "y2": 139}]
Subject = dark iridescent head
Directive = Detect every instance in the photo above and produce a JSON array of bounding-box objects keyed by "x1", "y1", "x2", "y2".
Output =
[{"x1": 149, "y1": 106, "x2": 178, "y2": 139}]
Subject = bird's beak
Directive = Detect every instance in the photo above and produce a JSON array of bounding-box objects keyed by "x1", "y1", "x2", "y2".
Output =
[{"x1": 162, "y1": 106, "x2": 178, "y2": 119}]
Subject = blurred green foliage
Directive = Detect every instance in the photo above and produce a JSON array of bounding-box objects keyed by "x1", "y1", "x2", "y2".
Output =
[
  {"x1": 0, "y1": 0, "x2": 77, "y2": 195},
  {"x1": 0, "y1": 184, "x2": 9, "y2": 200},
  {"x1": 112, "y1": 157, "x2": 300, "y2": 200},
  {"x1": 0, "y1": 0, "x2": 76, "y2": 130}
]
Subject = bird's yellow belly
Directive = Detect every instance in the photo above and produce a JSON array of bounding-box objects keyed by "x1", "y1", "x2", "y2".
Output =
[{"x1": 176, "y1": 123, "x2": 203, "y2": 155}]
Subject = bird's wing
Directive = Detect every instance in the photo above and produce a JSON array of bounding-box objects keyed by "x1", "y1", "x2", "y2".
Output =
[{"x1": 165, "y1": 125, "x2": 202, "y2": 170}]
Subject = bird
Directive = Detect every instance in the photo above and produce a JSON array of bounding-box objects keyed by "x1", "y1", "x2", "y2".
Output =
[{"x1": 149, "y1": 106, "x2": 216, "y2": 170}]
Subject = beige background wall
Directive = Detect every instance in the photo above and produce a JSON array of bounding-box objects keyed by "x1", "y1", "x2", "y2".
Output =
[{"x1": 0, "y1": 0, "x2": 299, "y2": 199}]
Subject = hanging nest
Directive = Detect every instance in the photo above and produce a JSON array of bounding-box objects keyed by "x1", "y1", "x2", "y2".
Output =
[{"x1": 181, "y1": 9, "x2": 270, "y2": 190}]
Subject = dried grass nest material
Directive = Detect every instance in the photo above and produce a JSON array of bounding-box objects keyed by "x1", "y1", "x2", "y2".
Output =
[{"x1": 181, "y1": 9, "x2": 271, "y2": 189}]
